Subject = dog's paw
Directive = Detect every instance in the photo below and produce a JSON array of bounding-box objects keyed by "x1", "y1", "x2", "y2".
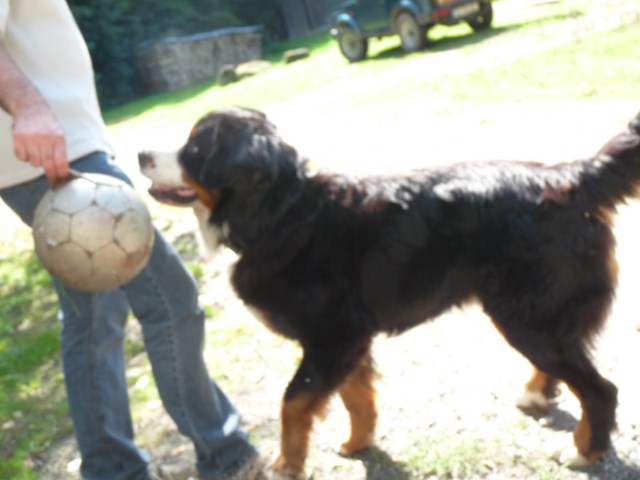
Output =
[
  {"x1": 271, "y1": 457, "x2": 311, "y2": 480},
  {"x1": 516, "y1": 389, "x2": 551, "y2": 411},
  {"x1": 267, "y1": 468, "x2": 312, "y2": 480},
  {"x1": 549, "y1": 441, "x2": 590, "y2": 468},
  {"x1": 339, "y1": 436, "x2": 374, "y2": 456}
]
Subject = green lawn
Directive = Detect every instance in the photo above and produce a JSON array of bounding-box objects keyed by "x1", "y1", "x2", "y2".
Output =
[
  {"x1": 2, "y1": 0, "x2": 639, "y2": 477},
  {"x1": 105, "y1": 2, "x2": 640, "y2": 130}
]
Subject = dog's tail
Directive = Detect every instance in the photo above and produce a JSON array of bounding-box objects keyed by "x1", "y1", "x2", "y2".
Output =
[{"x1": 575, "y1": 111, "x2": 640, "y2": 212}]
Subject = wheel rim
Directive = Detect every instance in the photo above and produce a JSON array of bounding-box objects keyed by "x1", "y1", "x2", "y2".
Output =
[
  {"x1": 397, "y1": 14, "x2": 420, "y2": 51},
  {"x1": 340, "y1": 30, "x2": 363, "y2": 59}
]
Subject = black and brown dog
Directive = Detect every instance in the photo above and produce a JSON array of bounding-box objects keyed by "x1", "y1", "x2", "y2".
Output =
[{"x1": 140, "y1": 107, "x2": 640, "y2": 477}]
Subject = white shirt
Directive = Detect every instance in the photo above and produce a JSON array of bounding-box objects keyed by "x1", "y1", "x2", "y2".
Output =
[{"x1": 0, "y1": 0, "x2": 114, "y2": 188}]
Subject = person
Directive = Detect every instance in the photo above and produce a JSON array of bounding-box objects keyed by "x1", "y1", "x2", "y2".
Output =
[{"x1": 0, "y1": 1, "x2": 264, "y2": 479}]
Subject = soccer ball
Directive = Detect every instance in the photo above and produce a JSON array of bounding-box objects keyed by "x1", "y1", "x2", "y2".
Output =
[{"x1": 33, "y1": 172, "x2": 155, "y2": 292}]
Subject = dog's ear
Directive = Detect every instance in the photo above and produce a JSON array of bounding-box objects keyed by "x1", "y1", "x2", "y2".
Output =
[{"x1": 180, "y1": 108, "x2": 281, "y2": 193}]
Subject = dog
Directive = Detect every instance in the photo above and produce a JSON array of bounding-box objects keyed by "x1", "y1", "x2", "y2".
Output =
[
  {"x1": 139, "y1": 107, "x2": 640, "y2": 477},
  {"x1": 138, "y1": 149, "x2": 221, "y2": 259}
]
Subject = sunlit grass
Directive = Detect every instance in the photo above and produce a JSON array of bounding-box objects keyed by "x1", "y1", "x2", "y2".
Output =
[
  {"x1": 105, "y1": 2, "x2": 640, "y2": 141},
  {"x1": 403, "y1": 425, "x2": 567, "y2": 479}
]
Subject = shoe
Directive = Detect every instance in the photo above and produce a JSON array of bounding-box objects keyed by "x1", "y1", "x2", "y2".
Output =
[
  {"x1": 151, "y1": 463, "x2": 199, "y2": 480},
  {"x1": 146, "y1": 472, "x2": 174, "y2": 480},
  {"x1": 153, "y1": 451, "x2": 267, "y2": 480},
  {"x1": 220, "y1": 452, "x2": 267, "y2": 480}
]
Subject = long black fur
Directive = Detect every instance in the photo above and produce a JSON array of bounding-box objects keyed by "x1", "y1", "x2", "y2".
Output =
[{"x1": 178, "y1": 107, "x2": 640, "y2": 468}]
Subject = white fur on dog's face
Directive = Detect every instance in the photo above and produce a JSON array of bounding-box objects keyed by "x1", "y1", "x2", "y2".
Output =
[
  {"x1": 138, "y1": 149, "x2": 223, "y2": 259},
  {"x1": 139, "y1": 150, "x2": 186, "y2": 187}
]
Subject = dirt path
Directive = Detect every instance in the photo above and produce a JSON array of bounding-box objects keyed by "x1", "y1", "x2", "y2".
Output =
[{"x1": 36, "y1": 112, "x2": 640, "y2": 479}]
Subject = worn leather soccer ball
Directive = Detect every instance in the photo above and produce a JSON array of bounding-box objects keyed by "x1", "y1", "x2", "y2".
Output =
[{"x1": 33, "y1": 172, "x2": 155, "y2": 292}]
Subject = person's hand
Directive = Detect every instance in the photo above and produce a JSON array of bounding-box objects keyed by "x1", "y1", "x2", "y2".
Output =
[{"x1": 12, "y1": 99, "x2": 69, "y2": 184}]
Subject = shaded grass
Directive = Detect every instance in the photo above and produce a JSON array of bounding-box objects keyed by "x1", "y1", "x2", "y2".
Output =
[
  {"x1": 0, "y1": 249, "x2": 65, "y2": 480},
  {"x1": 102, "y1": 31, "x2": 336, "y2": 125},
  {"x1": 0, "y1": 224, "x2": 216, "y2": 479}
]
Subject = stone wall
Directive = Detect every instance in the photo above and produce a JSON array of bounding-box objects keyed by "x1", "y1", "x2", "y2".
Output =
[{"x1": 136, "y1": 26, "x2": 262, "y2": 93}]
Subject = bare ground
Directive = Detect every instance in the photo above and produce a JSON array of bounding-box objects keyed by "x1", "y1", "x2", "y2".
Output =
[{"x1": 31, "y1": 1, "x2": 640, "y2": 479}]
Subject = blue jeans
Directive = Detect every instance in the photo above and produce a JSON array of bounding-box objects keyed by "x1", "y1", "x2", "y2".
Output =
[{"x1": 1, "y1": 152, "x2": 256, "y2": 480}]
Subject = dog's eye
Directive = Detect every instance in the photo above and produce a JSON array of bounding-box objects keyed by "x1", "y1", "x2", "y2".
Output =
[{"x1": 188, "y1": 145, "x2": 199, "y2": 154}]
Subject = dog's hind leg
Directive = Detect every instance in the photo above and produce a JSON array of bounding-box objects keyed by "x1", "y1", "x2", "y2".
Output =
[
  {"x1": 274, "y1": 339, "x2": 372, "y2": 476},
  {"x1": 490, "y1": 315, "x2": 617, "y2": 466},
  {"x1": 492, "y1": 319, "x2": 561, "y2": 411},
  {"x1": 516, "y1": 367, "x2": 561, "y2": 412},
  {"x1": 338, "y1": 350, "x2": 377, "y2": 455},
  {"x1": 539, "y1": 349, "x2": 617, "y2": 467}
]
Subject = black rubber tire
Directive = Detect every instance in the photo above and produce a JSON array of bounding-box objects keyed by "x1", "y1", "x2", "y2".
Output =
[
  {"x1": 338, "y1": 28, "x2": 368, "y2": 62},
  {"x1": 396, "y1": 12, "x2": 427, "y2": 53},
  {"x1": 468, "y1": 1, "x2": 493, "y2": 32}
]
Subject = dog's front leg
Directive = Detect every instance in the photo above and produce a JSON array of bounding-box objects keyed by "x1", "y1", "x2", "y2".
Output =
[
  {"x1": 338, "y1": 351, "x2": 377, "y2": 455},
  {"x1": 274, "y1": 392, "x2": 329, "y2": 477},
  {"x1": 273, "y1": 358, "x2": 332, "y2": 478},
  {"x1": 273, "y1": 339, "x2": 373, "y2": 477}
]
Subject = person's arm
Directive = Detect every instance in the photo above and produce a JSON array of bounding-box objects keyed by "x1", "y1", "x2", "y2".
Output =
[{"x1": 0, "y1": 41, "x2": 69, "y2": 184}]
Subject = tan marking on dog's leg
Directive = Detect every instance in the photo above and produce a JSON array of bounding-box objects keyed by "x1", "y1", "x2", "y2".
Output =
[
  {"x1": 550, "y1": 386, "x2": 610, "y2": 466},
  {"x1": 550, "y1": 437, "x2": 590, "y2": 467},
  {"x1": 573, "y1": 408, "x2": 592, "y2": 454},
  {"x1": 549, "y1": 390, "x2": 601, "y2": 466},
  {"x1": 490, "y1": 324, "x2": 557, "y2": 411},
  {"x1": 338, "y1": 359, "x2": 377, "y2": 455},
  {"x1": 517, "y1": 367, "x2": 560, "y2": 411},
  {"x1": 550, "y1": 418, "x2": 599, "y2": 468},
  {"x1": 565, "y1": 387, "x2": 608, "y2": 465},
  {"x1": 274, "y1": 393, "x2": 329, "y2": 476}
]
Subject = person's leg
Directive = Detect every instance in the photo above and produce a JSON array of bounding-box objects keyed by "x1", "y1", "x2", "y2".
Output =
[
  {"x1": 1, "y1": 164, "x2": 150, "y2": 480},
  {"x1": 3, "y1": 151, "x2": 258, "y2": 478},
  {"x1": 123, "y1": 232, "x2": 257, "y2": 478},
  {"x1": 56, "y1": 283, "x2": 152, "y2": 480},
  {"x1": 74, "y1": 152, "x2": 258, "y2": 478}
]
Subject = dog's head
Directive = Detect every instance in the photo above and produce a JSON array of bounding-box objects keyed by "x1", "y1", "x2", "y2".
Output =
[
  {"x1": 140, "y1": 107, "x2": 307, "y2": 253},
  {"x1": 139, "y1": 150, "x2": 199, "y2": 207},
  {"x1": 178, "y1": 107, "x2": 283, "y2": 210}
]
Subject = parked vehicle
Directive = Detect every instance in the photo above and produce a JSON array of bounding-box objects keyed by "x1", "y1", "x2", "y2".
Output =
[{"x1": 331, "y1": 0, "x2": 493, "y2": 62}]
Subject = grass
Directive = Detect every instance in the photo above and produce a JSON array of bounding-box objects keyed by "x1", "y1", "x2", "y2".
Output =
[
  {"x1": 103, "y1": 5, "x2": 640, "y2": 170},
  {"x1": 442, "y1": 23, "x2": 640, "y2": 104},
  {"x1": 2, "y1": 0, "x2": 640, "y2": 477},
  {"x1": 403, "y1": 429, "x2": 567, "y2": 480},
  {"x1": 104, "y1": 0, "x2": 640, "y2": 131},
  {"x1": 0, "y1": 248, "x2": 64, "y2": 480},
  {"x1": 405, "y1": 432, "x2": 499, "y2": 478}
]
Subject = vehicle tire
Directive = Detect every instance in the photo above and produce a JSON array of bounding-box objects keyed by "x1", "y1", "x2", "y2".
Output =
[
  {"x1": 395, "y1": 12, "x2": 427, "y2": 53},
  {"x1": 468, "y1": 1, "x2": 493, "y2": 31},
  {"x1": 337, "y1": 28, "x2": 368, "y2": 62}
]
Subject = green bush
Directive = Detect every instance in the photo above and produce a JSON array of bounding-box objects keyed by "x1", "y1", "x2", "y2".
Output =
[{"x1": 68, "y1": 0, "x2": 284, "y2": 108}]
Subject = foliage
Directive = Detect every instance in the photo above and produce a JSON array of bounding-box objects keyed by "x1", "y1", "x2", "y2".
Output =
[
  {"x1": 68, "y1": 0, "x2": 283, "y2": 108},
  {"x1": 105, "y1": 19, "x2": 640, "y2": 130}
]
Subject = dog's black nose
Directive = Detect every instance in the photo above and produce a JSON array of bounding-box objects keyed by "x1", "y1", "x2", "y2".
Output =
[{"x1": 138, "y1": 151, "x2": 155, "y2": 168}]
